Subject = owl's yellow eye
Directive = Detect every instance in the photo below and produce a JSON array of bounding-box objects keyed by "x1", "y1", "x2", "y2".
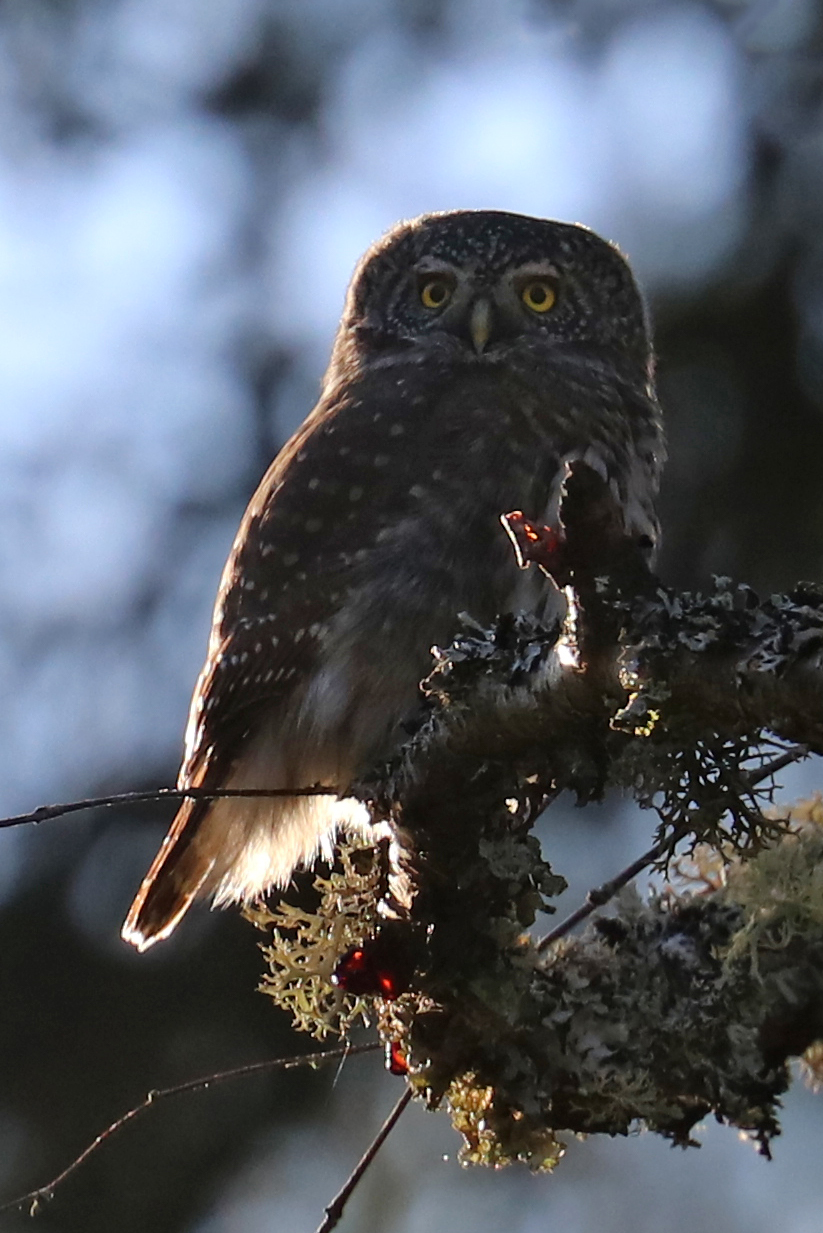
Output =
[
  {"x1": 521, "y1": 280, "x2": 556, "y2": 314},
  {"x1": 420, "y1": 278, "x2": 453, "y2": 309}
]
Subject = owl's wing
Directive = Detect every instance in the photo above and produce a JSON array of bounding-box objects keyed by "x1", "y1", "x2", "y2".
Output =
[
  {"x1": 123, "y1": 388, "x2": 425, "y2": 947},
  {"x1": 178, "y1": 400, "x2": 390, "y2": 787}
]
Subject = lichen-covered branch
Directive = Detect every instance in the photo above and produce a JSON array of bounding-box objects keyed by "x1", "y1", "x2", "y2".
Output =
[
  {"x1": 254, "y1": 816, "x2": 823, "y2": 1169},
  {"x1": 428, "y1": 821, "x2": 823, "y2": 1163},
  {"x1": 253, "y1": 463, "x2": 823, "y2": 1171}
]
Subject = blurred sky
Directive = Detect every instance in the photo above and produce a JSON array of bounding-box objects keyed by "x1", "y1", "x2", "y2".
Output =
[{"x1": 1, "y1": 1, "x2": 823, "y2": 1231}]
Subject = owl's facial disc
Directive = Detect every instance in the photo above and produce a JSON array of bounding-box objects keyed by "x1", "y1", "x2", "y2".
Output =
[{"x1": 341, "y1": 212, "x2": 653, "y2": 381}]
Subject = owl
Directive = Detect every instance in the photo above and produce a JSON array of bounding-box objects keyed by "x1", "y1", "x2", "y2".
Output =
[{"x1": 122, "y1": 210, "x2": 664, "y2": 951}]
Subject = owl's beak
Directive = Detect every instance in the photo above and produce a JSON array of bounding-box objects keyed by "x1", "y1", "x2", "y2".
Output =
[{"x1": 469, "y1": 298, "x2": 493, "y2": 354}]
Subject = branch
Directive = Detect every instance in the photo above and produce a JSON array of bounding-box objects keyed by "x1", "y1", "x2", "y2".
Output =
[
  {"x1": 315, "y1": 1088, "x2": 412, "y2": 1233},
  {"x1": 535, "y1": 743, "x2": 808, "y2": 952},
  {"x1": 468, "y1": 822, "x2": 823, "y2": 1154},
  {"x1": 395, "y1": 469, "x2": 823, "y2": 827},
  {"x1": 0, "y1": 1043, "x2": 378, "y2": 1218},
  {"x1": 0, "y1": 784, "x2": 340, "y2": 831},
  {"x1": 536, "y1": 838, "x2": 667, "y2": 953},
  {"x1": 252, "y1": 464, "x2": 823, "y2": 1171}
]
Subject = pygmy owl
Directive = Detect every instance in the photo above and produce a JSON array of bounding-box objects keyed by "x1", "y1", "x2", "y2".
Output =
[{"x1": 122, "y1": 209, "x2": 664, "y2": 951}]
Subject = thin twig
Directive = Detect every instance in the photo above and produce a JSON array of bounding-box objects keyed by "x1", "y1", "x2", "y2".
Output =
[
  {"x1": 315, "y1": 1087, "x2": 413, "y2": 1233},
  {"x1": 0, "y1": 784, "x2": 341, "y2": 831},
  {"x1": 0, "y1": 1043, "x2": 379, "y2": 1217},
  {"x1": 537, "y1": 839, "x2": 669, "y2": 953},
  {"x1": 536, "y1": 743, "x2": 808, "y2": 953},
  {"x1": 749, "y1": 746, "x2": 808, "y2": 781}
]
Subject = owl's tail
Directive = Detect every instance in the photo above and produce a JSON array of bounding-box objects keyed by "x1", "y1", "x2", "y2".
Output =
[
  {"x1": 121, "y1": 774, "x2": 353, "y2": 950},
  {"x1": 121, "y1": 797, "x2": 215, "y2": 952}
]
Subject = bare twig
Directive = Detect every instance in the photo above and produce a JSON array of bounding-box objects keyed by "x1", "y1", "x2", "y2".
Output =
[
  {"x1": 315, "y1": 1087, "x2": 413, "y2": 1233},
  {"x1": 536, "y1": 744, "x2": 808, "y2": 953},
  {"x1": 0, "y1": 1043, "x2": 379, "y2": 1217},
  {"x1": 536, "y1": 838, "x2": 669, "y2": 953},
  {"x1": 0, "y1": 784, "x2": 341, "y2": 831},
  {"x1": 749, "y1": 746, "x2": 808, "y2": 781}
]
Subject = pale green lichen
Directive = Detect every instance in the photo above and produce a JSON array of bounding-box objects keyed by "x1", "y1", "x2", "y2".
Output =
[
  {"x1": 247, "y1": 841, "x2": 383, "y2": 1039},
  {"x1": 444, "y1": 1074, "x2": 565, "y2": 1170},
  {"x1": 721, "y1": 821, "x2": 823, "y2": 972}
]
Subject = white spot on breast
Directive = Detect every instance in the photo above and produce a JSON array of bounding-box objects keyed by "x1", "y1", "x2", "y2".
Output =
[
  {"x1": 308, "y1": 622, "x2": 323, "y2": 637},
  {"x1": 389, "y1": 423, "x2": 404, "y2": 437},
  {"x1": 271, "y1": 635, "x2": 279, "y2": 646},
  {"x1": 283, "y1": 552, "x2": 299, "y2": 567},
  {"x1": 254, "y1": 642, "x2": 262, "y2": 653},
  {"x1": 305, "y1": 517, "x2": 322, "y2": 533},
  {"x1": 339, "y1": 446, "x2": 350, "y2": 456},
  {"x1": 349, "y1": 486, "x2": 364, "y2": 501},
  {"x1": 294, "y1": 628, "x2": 305, "y2": 642},
  {"x1": 432, "y1": 469, "x2": 443, "y2": 481},
  {"x1": 374, "y1": 454, "x2": 389, "y2": 467},
  {"x1": 409, "y1": 484, "x2": 426, "y2": 499},
  {"x1": 307, "y1": 477, "x2": 320, "y2": 490}
]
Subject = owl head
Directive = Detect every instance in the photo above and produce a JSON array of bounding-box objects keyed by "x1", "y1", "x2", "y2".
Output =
[{"x1": 331, "y1": 210, "x2": 653, "y2": 387}]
